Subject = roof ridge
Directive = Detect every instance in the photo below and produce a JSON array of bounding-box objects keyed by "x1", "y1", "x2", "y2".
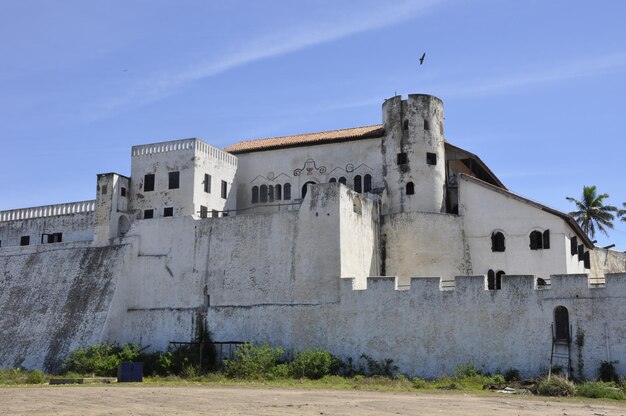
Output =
[{"x1": 232, "y1": 124, "x2": 383, "y2": 145}]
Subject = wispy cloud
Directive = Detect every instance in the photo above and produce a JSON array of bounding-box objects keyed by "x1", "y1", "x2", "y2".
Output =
[
  {"x1": 438, "y1": 51, "x2": 626, "y2": 98},
  {"x1": 86, "y1": 0, "x2": 446, "y2": 121}
]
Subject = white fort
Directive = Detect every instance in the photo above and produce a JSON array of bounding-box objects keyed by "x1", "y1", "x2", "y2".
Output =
[{"x1": 1, "y1": 94, "x2": 625, "y2": 378}]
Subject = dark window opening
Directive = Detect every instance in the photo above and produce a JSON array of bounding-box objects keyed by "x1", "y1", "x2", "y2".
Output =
[
  {"x1": 212, "y1": 209, "x2": 219, "y2": 218},
  {"x1": 491, "y1": 232, "x2": 506, "y2": 252},
  {"x1": 338, "y1": 177, "x2": 347, "y2": 185},
  {"x1": 578, "y1": 244, "x2": 584, "y2": 260},
  {"x1": 200, "y1": 205, "x2": 208, "y2": 219},
  {"x1": 50, "y1": 233, "x2": 62, "y2": 243},
  {"x1": 260, "y1": 185, "x2": 268, "y2": 203},
  {"x1": 144, "y1": 174, "x2": 155, "y2": 192},
  {"x1": 424, "y1": 119, "x2": 430, "y2": 130},
  {"x1": 354, "y1": 175, "x2": 362, "y2": 193},
  {"x1": 101, "y1": 185, "x2": 108, "y2": 195},
  {"x1": 20, "y1": 236, "x2": 30, "y2": 246},
  {"x1": 163, "y1": 207, "x2": 173, "y2": 217},
  {"x1": 120, "y1": 187, "x2": 127, "y2": 197},
  {"x1": 487, "y1": 269, "x2": 495, "y2": 290},
  {"x1": 530, "y1": 230, "x2": 543, "y2": 250},
  {"x1": 543, "y1": 230, "x2": 550, "y2": 249},
  {"x1": 403, "y1": 119, "x2": 409, "y2": 130},
  {"x1": 275, "y1": 184, "x2": 282, "y2": 201},
  {"x1": 426, "y1": 152, "x2": 437, "y2": 165},
  {"x1": 221, "y1": 180, "x2": 227, "y2": 199},
  {"x1": 251, "y1": 186, "x2": 259, "y2": 203},
  {"x1": 584, "y1": 251, "x2": 590, "y2": 269},
  {"x1": 554, "y1": 306, "x2": 570, "y2": 341},
  {"x1": 204, "y1": 174, "x2": 211, "y2": 193},
  {"x1": 537, "y1": 277, "x2": 547, "y2": 287},
  {"x1": 364, "y1": 174, "x2": 372, "y2": 192},
  {"x1": 329, "y1": 177, "x2": 337, "y2": 183},
  {"x1": 284, "y1": 183, "x2": 291, "y2": 200},
  {"x1": 144, "y1": 209, "x2": 154, "y2": 219},
  {"x1": 301, "y1": 181, "x2": 316, "y2": 199},
  {"x1": 168, "y1": 171, "x2": 180, "y2": 189},
  {"x1": 495, "y1": 271, "x2": 504, "y2": 290},
  {"x1": 397, "y1": 153, "x2": 408, "y2": 165},
  {"x1": 570, "y1": 236, "x2": 578, "y2": 256},
  {"x1": 406, "y1": 182, "x2": 415, "y2": 195},
  {"x1": 268, "y1": 185, "x2": 275, "y2": 202}
]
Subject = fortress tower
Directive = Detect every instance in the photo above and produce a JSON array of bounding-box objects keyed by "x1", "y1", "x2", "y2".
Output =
[{"x1": 382, "y1": 94, "x2": 446, "y2": 215}]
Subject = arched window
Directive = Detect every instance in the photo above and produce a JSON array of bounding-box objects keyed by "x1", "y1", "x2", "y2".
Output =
[
  {"x1": 275, "y1": 184, "x2": 282, "y2": 201},
  {"x1": 329, "y1": 177, "x2": 337, "y2": 183},
  {"x1": 301, "y1": 181, "x2": 316, "y2": 199},
  {"x1": 260, "y1": 185, "x2": 268, "y2": 203},
  {"x1": 283, "y1": 183, "x2": 291, "y2": 200},
  {"x1": 495, "y1": 271, "x2": 504, "y2": 290},
  {"x1": 487, "y1": 270, "x2": 495, "y2": 290},
  {"x1": 354, "y1": 175, "x2": 362, "y2": 193},
  {"x1": 406, "y1": 182, "x2": 415, "y2": 195},
  {"x1": 554, "y1": 306, "x2": 570, "y2": 341},
  {"x1": 364, "y1": 174, "x2": 372, "y2": 192},
  {"x1": 251, "y1": 186, "x2": 259, "y2": 204},
  {"x1": 529, "y1": 230, "x2": 543, "y2": 250},
  {"x1": 339, "y1": 177, "x2": 347, "y2": 185},
  {"x1": 268, "y1": 185, "x2": 274, "y2": 202},
  {"x1": 491, "y1": 232, "x2": 505, "y2": 252}
]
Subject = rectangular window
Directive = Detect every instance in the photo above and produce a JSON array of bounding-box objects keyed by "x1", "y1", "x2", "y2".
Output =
[
  {"x1": 397, "y1": 153, "x2": 408, "y2": 165},
  {"x1": 48, "y1": 233, "x2": 62, "y2": 243},
  {"x1": 426, "y1": 152, "x2": 437, "y2": 165},
  {"x1": 204, "y1": 174, "x2": 211, "y2": 193},
  {"x1": 163, "y1": 207, "x2": 173, "y2": 217},
  {"x1": 101, "y1": 185, "x2": 108, "y2": 195},
  {"x1": 144, "y1": 209, "x2": 154, "y2": 219},
  {"x1": 200, "y1": 206, "x2": 208, "y2": 219},
  {"x1": 120, "y1": 187, "x2": 127, "y2": 197},
  {"x1": 577, "y1": 244, "x2": 584, "y2": 260},
  {"x1": 20, "y1": 236, "x2": 30, "y2": 246},
  {"x1": 570, "y1": 236, "x2": 578, "y2": 256},
  {"x1": 221, "y1": 180, "x2": 227, "y2": 199},
  {"x1": 583, "y1": 251, "x2": 590, "y2": 269},
  {"x1": 212, "y1": 209, "x2": 219, "y2": 218},
  {"x1": 144, "y1": 174, "x2": 155, "y2": 192},
  {"x1": 168, "y1": 171, "x2": 180, "y2": 189}
]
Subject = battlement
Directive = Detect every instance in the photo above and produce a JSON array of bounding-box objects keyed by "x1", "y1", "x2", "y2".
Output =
[
  {"x1": 340, "y1": 273, "x2": 626, "y2": 294},
  {"x1": 131, "y1": 138, "x2": 237, "y2": 165},
  {"x1": 0, "y1": 200, "x2": 96, "y2": 222}
]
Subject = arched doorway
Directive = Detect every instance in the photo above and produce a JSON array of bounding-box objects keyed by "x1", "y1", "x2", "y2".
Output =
[{"x1": 301, "y1": 181, "x2": 316, "y2": 199}]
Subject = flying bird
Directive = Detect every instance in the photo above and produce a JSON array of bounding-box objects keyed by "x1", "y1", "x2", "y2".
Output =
[{"x1": 419, "y1": 53, "x2": 426, "y2": 65}]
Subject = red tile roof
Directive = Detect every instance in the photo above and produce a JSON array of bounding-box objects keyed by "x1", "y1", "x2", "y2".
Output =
[{"x1": 224, "y1": 125, "x2": 384, "y2": 154}]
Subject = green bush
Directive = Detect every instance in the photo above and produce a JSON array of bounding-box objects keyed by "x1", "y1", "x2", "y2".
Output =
[
  {"x1": 289, "y1": 349, "x2": 341, "y2": 379},
  {"x1": 65, "y1": 343, "x2": 141, "y2": 376},
  {"x1": 0, "y1": 368, "x2": 47, "y2": 385},
  {"x1": 455, "y1": 363, "x2": 481, "y2": 378},
  {"x1": 503, "y1": 368, "x2": 521, "y2": 382},
  {"x1": 577, "y1": 381, "x2": 625, "y2": 400},
  {"x1": 598, "y1": 361, "x2": 621, "y2": 383},
  {"x1": 359, "y1": 355, "x2": 398, "y2": 377},
  {"x1": 537, "y1": 376, "x2": 577, "y2": 397},
  {"x1": 224, "y1": 342, "x2": 284, "y2": 379},
  {"x1": 411, "y1": 377, "x2": 427, "y2": 389}
]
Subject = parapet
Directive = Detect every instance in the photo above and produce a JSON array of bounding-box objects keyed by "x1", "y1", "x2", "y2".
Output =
[
  {"x1": 131, "y1": 138, "x2": 237, "y2": 166},
  {"x1": 0, "y1": 200, "x2": 96, "y2": 222}
]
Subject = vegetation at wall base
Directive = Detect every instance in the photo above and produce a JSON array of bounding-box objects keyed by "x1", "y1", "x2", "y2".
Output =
[
  {"x1": 537, "y1": 375, "x2": 577, "y2": 397},
  {"x1": 0, "y1": 368, "x2": 47, "y2": 385}
]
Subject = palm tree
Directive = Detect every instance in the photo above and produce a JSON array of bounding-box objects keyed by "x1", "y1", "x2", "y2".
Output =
[
  {"x1": 619, "y1": 203, "x2": 626, "y2": 222},
  {"x1": 566, "y1": 185, "x2": 617, "y2": 238}
]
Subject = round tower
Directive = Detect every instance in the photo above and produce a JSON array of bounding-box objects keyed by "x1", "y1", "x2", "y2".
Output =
[{"x1": 381, "y1": 94, "x2": 446, "y2": 214}]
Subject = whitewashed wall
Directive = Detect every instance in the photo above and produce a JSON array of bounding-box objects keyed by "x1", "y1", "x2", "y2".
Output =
[
  {"x1": 0, "y1": 210, "x2": 94, "y2": 248},
  {"x1": 459, "y1": 175, "x2": 588, "y2": 279}
]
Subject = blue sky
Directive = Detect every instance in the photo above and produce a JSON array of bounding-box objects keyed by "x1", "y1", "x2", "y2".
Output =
[{"x1": 1, "y1": 0, "x2": 625, "y2": 249}]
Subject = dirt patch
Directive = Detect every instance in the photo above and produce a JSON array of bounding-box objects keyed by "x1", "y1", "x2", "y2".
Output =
[{"x1": 0, "y1": 386, "x2": 625, "y2": 415}]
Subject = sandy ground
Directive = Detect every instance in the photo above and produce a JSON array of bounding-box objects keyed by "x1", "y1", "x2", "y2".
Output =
[{"x1": 0, "y1": 386, "x2": 625, "y2": 416}]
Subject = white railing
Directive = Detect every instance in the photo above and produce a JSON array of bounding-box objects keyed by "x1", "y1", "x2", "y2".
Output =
[
  {"x1": 132, "y1": 138, "x2": 237, "y2": 165},
  {"x1": 0, "y1": 200, "x2": 96, "y2": 222}
]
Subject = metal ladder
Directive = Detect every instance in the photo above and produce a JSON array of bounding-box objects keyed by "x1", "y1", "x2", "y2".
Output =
[{"x1": 549, "y1": 322, "x2": 572, "y2": 379}]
